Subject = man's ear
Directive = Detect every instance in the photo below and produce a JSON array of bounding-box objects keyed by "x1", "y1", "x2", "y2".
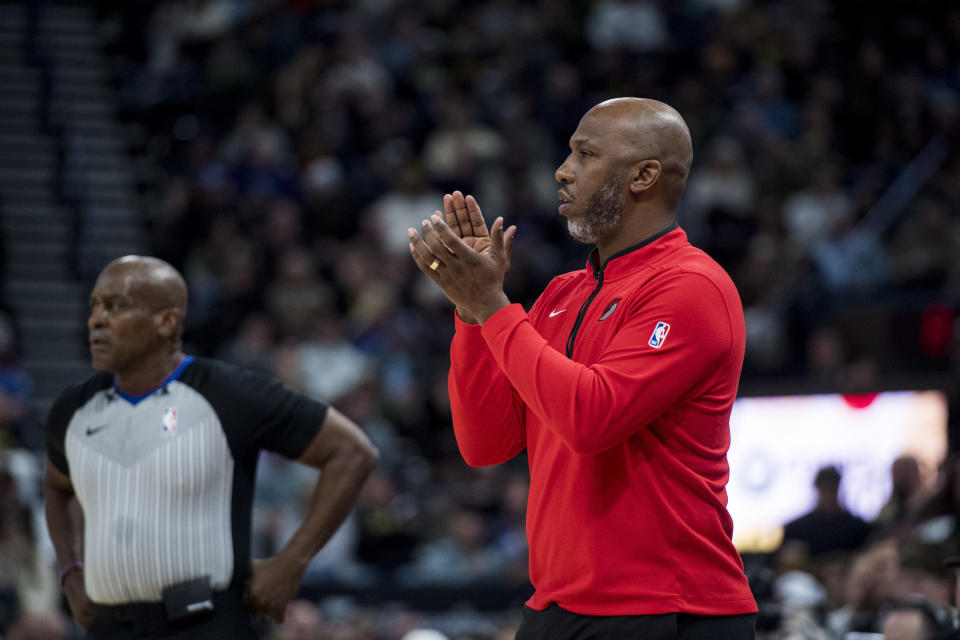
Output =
[
  {"x1": 629, "y1": 159, "x2": 663, "y2": 195},
  {"x1": 154, "y1": 308, "x2": 182, "y2": 339}
]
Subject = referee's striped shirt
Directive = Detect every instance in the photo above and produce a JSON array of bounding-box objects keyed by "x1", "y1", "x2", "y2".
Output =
[{"x1": 46, "y1": 356, "x2": 328, "y2": 604}]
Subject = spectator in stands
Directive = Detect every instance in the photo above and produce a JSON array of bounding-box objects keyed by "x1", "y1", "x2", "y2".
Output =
[
  {"x1": 4, "y1": 610, "x2": 69, "y2": 640},
  {"x1": 682, "y1": 136, "x2": 757, "y2": 256},
  {"x1": 782, "y1": 466, "x2": 873, "y2": 557},
  {"x1": 825, "y1": 539, "x2": 899, "y2": 637},
  {"x1": 353, "y1": 469, "x2": 420, "y2": 579},
  {"x1": 264, "y1": 249, "x2": 333, "y2": 338},
  {"x1": 585, "y1": 0, "x2": 667, "y2": 52},
  {"x1": 947, "y1": 552, "x2": 960, "y2": 610},
  {"x1": 216, "y1": 313, "x2": 278, "y2": 376},
  {"x1": 782, "y1": 164, "x2": 854, "y2": 252},
  {"x1": 296, "y1": 312, "x2": 373, "y2": 403},
  {"x1": 0, "y1": 469, "x2": 57, "y2": 626},
  {"x1": 909, "y1": 454, "x2": 960, "y2": 554},
  {"x1": 893, "y1": 541, "x2": 954, "y2": 608},
  {"x1": 881, "y1": 598, "x2": 954, "y2": 640},
  {"x1": 422, "y1": 95, "x2": 504, "y2": 192},
  {"x1": 889, "y1": 195, "x2": 960, "y2": 291},
  {"x1": 363, "y1": 162, "x2": 444, "y2": 258},
  {"x1": 0, "y1": 315, "x2": 35, "y2": 451},
  {"x1": 401, "y1": 507, "x2": 505, "y2": 587},
  {"x1": 875, "y1": 456, "x2": 924, "y2": 536}
]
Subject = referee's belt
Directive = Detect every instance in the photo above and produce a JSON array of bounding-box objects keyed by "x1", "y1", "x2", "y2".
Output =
[{"x1": 93, "y1": 587, "x2": 239, "y2": 627}]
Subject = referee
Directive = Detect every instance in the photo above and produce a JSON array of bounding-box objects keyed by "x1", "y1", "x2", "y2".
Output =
[{"x1": 43, "y1": 256, "x2": 379, "y2": 639}]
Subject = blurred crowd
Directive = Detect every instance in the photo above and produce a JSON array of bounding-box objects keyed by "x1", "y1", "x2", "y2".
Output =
[
  {"x1": 747, "y1": 458, "x2": 960, "y2": 639},
  {"x1": 2, "y1": 0, "x2": 960, "y2": 637}
]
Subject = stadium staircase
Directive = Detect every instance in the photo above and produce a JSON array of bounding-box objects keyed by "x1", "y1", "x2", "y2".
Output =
[{"x1": 0, "y1": 2, "x2": 145, "y2": 418}]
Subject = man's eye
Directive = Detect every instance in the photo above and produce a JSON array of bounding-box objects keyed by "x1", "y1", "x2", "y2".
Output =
[{"x1": 580, "y1": 150, "x2": 593, "y2": 157}]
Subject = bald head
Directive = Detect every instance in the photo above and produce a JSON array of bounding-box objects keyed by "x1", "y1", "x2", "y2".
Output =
[
  {"x1": 583, "y1": 98, "x2": 693, "y2": 207},
  {"x1": 88, "y1": 256, "x2": 189, "y2": 375},
  {"x1": 555, "y1": 97, "x2": 694, "y2": 255},
  {"x1": 99, "y1": 255, "x2": 188, "y2": 318}
]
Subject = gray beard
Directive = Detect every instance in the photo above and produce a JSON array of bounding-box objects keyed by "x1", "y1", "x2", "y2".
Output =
[{"x1": 566, "y1": 178, "x2": 625, "y2": 244}]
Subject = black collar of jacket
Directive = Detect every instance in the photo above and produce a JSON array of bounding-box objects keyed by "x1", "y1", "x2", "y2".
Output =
[{"x1": 588, "y1": 221, "x2": 680, "y2": 278}]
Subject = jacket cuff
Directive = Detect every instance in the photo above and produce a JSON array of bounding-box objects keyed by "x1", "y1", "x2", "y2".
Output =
[
  {"x1": 480, "y1": 303, "x2": 527, "y2": 343},
  {"x1": 454, "y1": 308, "x2": 482, "y2": 330}
]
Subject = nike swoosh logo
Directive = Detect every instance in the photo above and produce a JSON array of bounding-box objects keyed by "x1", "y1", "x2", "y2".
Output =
[
  {"x1": 85, "y1": 424, "x2": 110, "y2": 436},
  {"x1": 548, "y1": 309, "x2": 567, "y2": 317}
]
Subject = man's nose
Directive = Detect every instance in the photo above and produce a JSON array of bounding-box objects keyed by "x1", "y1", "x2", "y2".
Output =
[
  {"x1": 555, "y1": 158, "x2": 573, "y2": 184},
  {"x1": 88, "y1": 307, "x2": 106, "y2": 330}
]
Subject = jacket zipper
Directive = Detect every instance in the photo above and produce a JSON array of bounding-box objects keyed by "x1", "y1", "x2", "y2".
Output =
[
  {"x1": 562, "y1": 224, "x2": 678, "y2": 358},
  {"x1": 566, "y1": 265, "x2": 604, "y2": 358}
]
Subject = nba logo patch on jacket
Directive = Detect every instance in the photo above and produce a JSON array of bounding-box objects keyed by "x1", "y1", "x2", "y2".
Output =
[{"x1": 648, "y1": 322, "x2": 670, "y2": 348}]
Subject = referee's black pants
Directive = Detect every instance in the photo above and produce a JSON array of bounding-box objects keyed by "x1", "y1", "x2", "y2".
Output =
[
  {"x1": 515, "y1": 604, "x2": 757, "y2": 640},
  {"x1": 86, "y1": 588, "x2": 258, "y2": 639}
]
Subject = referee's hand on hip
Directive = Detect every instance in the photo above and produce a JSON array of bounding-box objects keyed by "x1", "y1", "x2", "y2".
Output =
[
  {"x1": 244, "y1": 555, "x2": 304, "y2": 623},
  {"x1": 63, "y1": 569, "x2": 95, "y2": 629}
]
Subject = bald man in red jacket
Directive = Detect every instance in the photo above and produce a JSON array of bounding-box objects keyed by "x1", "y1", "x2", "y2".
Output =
[{"x1": 408, "y1": 97, "x2": 757, "y2": 640}]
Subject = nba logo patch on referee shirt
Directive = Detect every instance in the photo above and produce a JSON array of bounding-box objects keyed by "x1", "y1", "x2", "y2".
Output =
[
  {"x1": 648, "y1": 322, "x2": 670, "y2": 349},
  {"x1": 162, "y1": 407, "x2": 178, "y2": 437}
]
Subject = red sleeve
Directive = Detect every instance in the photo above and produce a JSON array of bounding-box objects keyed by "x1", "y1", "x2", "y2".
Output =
[
  {"x1": 479, "y1": 273, "x2": 736, "y2": 456},
  {"x1": 448, "y1": 311, "x2": 527, "y2": 466}
]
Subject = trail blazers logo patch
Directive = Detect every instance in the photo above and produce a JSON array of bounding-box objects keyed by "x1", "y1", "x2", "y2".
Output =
[
  {"x1": 648, "y1": 322, "x2": 670, "y2": 348},
  {"x1": 599, "y1": 298, "x2": 620, "y2": 321},
  {"x1": 162, "y1": 407, "x2": 178, "y2": 437}
]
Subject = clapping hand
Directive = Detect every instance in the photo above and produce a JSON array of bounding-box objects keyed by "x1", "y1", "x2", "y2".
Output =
[
  {"x1": 409, "y1": 191, "x2": 516, "y2": 325},
  {"x1": 444, "y1": 191, "x2": 491, "y2": 253}
]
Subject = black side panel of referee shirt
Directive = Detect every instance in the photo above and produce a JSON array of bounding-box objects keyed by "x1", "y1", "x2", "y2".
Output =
[
  {"x1": 45, "y1": 357, "x2": 329, "y2": 597},
  {"x1": 174, "y1": 357, "x2": 329, "y2": 589}
]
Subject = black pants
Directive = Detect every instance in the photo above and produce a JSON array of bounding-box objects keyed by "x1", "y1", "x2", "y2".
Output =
[
  {"x1": 515, "y1": 604, "x2": 757, "y2": 640},
  {"x1": 86, "y1": 589, "x2": 258, "y2": 639}
]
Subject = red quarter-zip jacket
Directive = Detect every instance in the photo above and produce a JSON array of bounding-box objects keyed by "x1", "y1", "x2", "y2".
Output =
[{"x1": 448, "y1": 226, "x2": 757, "y2": 616}]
